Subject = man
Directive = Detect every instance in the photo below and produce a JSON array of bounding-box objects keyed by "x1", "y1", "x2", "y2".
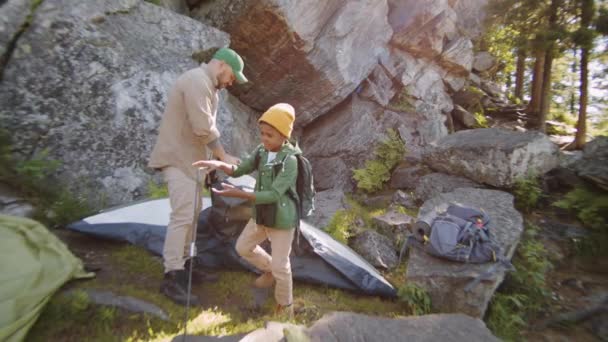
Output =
[{"x1": 149, "y1": 47, "x2": 248, "y2": 305}]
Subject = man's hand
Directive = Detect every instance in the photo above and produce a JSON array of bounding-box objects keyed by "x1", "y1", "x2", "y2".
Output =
[{"x1": 222, "y1": 153, "x2": 241, "y2": 165}]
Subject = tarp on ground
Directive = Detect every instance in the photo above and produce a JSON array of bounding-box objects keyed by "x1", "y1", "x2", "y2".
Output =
[
  {"x1": 0, "y1": 215, "x2": 93, "y2": 342},
  {"x1": 68, "y1": 175, "x2": 396, "y2": 298}
]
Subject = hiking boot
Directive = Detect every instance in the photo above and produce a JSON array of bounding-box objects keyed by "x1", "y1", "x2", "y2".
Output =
[
  {"x1": 160, "y1": 270, "x2": 200, "y2": 306},
  {"x1": 253, "y1": 272, "x2": 275, "y2": 288},
  {"x1": 184, "y1": 258, "x2": 219, "y2": 284},
  {"x1": 275, "y1": 303, "x2": 294, "y2": 320}
]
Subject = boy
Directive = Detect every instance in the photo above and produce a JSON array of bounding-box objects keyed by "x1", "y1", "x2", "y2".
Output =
[{"x1": 193, "y1": 103, "x2": 299, "y2": 318}]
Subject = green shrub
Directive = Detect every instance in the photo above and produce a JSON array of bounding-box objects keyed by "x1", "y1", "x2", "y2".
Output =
[
  {"x1": 0, "y1": 129, "x2": 94, "y2": 227},
  {"x1": 554, "y1": 186, "x2": 608, "y2": 256},
  {"x1": 473, "y1": 110, "x2": 489, "y2": 128},
  {"x1": 353, "y1": 129, "x2": 406, "y2": 193},
  {"x1": 147, "y1": 180, "x2": 169, "y2": 199},
  {"x1": 486, "y1": 223, "x2": 552, "y2": 340},
  {"x1": 325, "y1": 210, "x2": 356, "y2": 244},
  {"x1": 486, "y1": 293, "x2": 527, "y2": 341},
  {"x1": 553, "y1": 186, "x2": 608, "y2": 231},
  {"x1": 512, "y1": 173, "x2": 542, "y2": 212},
  {"x1": 397, "y1": 283, "x2": 431, "y2": 316}
]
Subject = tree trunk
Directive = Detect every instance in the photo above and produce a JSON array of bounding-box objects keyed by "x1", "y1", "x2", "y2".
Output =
[
  {"x1": 538, "y1": 0, "x2": 561, "y2": 132},
  {"x1": 575, "y1": 47, "x2": 589, "y2": 148},
  {"x1": 527, "y1": 50, "x2": 545, "y2": 116},
  {"x1": 575, "y1": 0, "x2": 594, "y2": 149},
  {"x1": 514, "y1": 49, "x2": 526, "y2": 100},
  {"x1": 539, "y1": 49, "x2": 554, "y2": 132}
]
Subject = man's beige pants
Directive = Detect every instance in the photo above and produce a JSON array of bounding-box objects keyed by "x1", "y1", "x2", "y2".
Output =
[
  {"x1": 236, "y1": 219, "x2": 295, "y2": 306},
  {"x1": 162, "y1": 166, "x2": 203, "y2": 273}
]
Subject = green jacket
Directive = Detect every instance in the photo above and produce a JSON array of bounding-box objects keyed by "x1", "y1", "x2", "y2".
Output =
[{"x1": 232, "y1": 142, "x2": 300, "y2": 230}]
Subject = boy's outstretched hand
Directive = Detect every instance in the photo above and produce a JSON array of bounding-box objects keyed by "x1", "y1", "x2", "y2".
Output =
[
  {"x1": 212, "y1": 183, "x2": 255, "y2": 201},
  {"x1": 192, "y1": 160, "x2": 225, "y2": 171}
]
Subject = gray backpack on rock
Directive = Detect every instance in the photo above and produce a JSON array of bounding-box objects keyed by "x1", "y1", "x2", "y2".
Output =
[
  {"x1": 421, "y1": 204, "x2": 499, "y2": 263},
  {"x1": 401, "y1": 203, "x2": 514, "y2": 291}
]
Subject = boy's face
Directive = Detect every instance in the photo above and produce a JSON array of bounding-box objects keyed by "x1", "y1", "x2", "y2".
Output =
[{"x1": 259, "y1": 122, "x2": 285, "y2": 152}]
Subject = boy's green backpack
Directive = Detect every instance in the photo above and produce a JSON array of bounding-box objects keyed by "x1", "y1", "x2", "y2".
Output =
[{"x1": 254, "y1": 147, "x2": 316, "y2": 225}]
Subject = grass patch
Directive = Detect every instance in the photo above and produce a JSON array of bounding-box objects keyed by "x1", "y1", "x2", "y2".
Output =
[
  {"x1": 486, "y1": 223, "x2": 552, "y2": 340},
  {"x1": 353, "y1": 129, "x2": 406, "y2": 193},
  {"x1": 397, "y1": 283, "x2": 431, "y2": 316},
  {"x1": 111, "y1": 245, "x2": 163, "y2": 282},
  {"x1": 324, "y1": 197, "x2": 390, "y2": 243}
]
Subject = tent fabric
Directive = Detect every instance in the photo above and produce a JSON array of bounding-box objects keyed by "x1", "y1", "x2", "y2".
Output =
[
  {"x1": 68, "y1": 176, "x2": 396, "y2": 298},
  {"x1": 0, "y1": 215, "x2": 93, "y2": 342}
]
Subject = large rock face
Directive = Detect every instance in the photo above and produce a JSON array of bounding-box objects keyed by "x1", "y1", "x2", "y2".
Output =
[
  {"x1": 0, "y1": 0, "x2": 258, "y2": 205},
  {"x1": 423, "y1": 128, "x2": 560, "y2": 188},
  {"x1": 0, "y1": 0, "x2": 30, "y2": 60},
  {"x1": 388, "y1": 0, "x2": 476, "y2": 75},
  {"x1": 301, "y1": 96, "x2": 413, "y2": 192},
  {"x1": 406, "y1": 188, "x2": 524, "y2": 318},
  {"x1": 192, "y1": 0, "x2": 393, "y2": 126}
]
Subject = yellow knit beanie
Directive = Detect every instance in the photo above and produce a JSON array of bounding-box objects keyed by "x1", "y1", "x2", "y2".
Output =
[{"x1": 258, "y1": 103, "x2": 295, "y2": 138}]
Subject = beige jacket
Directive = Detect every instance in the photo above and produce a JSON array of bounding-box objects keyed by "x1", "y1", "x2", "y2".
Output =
[{"x1": 149, "y1": 64, "x2": 220, "y2": 179}]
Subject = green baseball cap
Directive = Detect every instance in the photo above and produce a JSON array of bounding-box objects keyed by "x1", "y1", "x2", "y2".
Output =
[{"x1": 213, "y1": 47, "x2": 248, "y2": 84}]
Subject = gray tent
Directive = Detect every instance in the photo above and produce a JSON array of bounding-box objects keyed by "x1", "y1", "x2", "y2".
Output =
[{"x1": 69, "y1": 176, "x2": 396, "y2": 298}]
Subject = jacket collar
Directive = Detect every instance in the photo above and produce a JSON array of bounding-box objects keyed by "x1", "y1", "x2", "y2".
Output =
[{"x1": 200, "y1": 63, "x2": 219, "y2": 89}]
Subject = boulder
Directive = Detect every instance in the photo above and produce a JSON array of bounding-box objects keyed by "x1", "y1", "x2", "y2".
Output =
[
  {"x1": 439, "y1": 37, "x2": 474, "y2": 75},
  {"x1": 472, "y1": 51, "x2": 496, "y2": 72},
  {"x1": 373, "y1": 210, "x2": 414, "y2": 244},
  {"x1": 351, "y1": 230, "x2": 398, "y2": 270},
  {"x1": 452, "y1": 0, "x2": 490, "y2": 40},
  {"x1": 575, "y1": 136, "x2": 608, "y2": 191},
  {"x1": 388, "y1": 0, "x2": 458, "y2": 60},
  {"x1": 480, "y1": 80, "x2": 503, "y2": 99},
  {"x1": 307, "y1": 189, "x2": 346, "y2": 229},
  {"x1": 0, "y1": 0, "x2": 259, "y2": 205},
  {"x1": 391, "y1": 190, "x2": 418, "y2": 209},
  {"x1": 414, "y1": 172, "x2": 482, "y2": 202},
  {"x1": 452, "y1": 86, "x2": 484, "y2": 112},
  {"x1": 451, "y1": 104, "x2": 477, "y2": 128},
  {"x1": 361, "y1": 192, "x2": 395, "y2": 208},
  {"x1": 306, "y1": 312, "x2": 499, "y2": 342},
  {"x1": 192, "y1": 0, "x2": 393, "y2": 126},
  {"x1": 406, "y1": 188, "x2": 524, "y2": 318},
  {"x1": 359, "y1": 62, "x2": 398, "y2": 107},
  {"x1": 443, "y1": 73, "x2": 467, "y2": 93},
  {"x1": 0, "y1": 184, "x2": 34, "y2": 218},
  {"x1": 389, "y1": 164, "x2": 429, "y2": 190},
  {"x1": 236, "y1": 312, "x2": 500, "y2": 341},
  {"x1": 423, "y1": 128, "x2": 559, "y2": 188},
  {"x1": 157, "y1": 0, "x2": 188, "y2": 15}
]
